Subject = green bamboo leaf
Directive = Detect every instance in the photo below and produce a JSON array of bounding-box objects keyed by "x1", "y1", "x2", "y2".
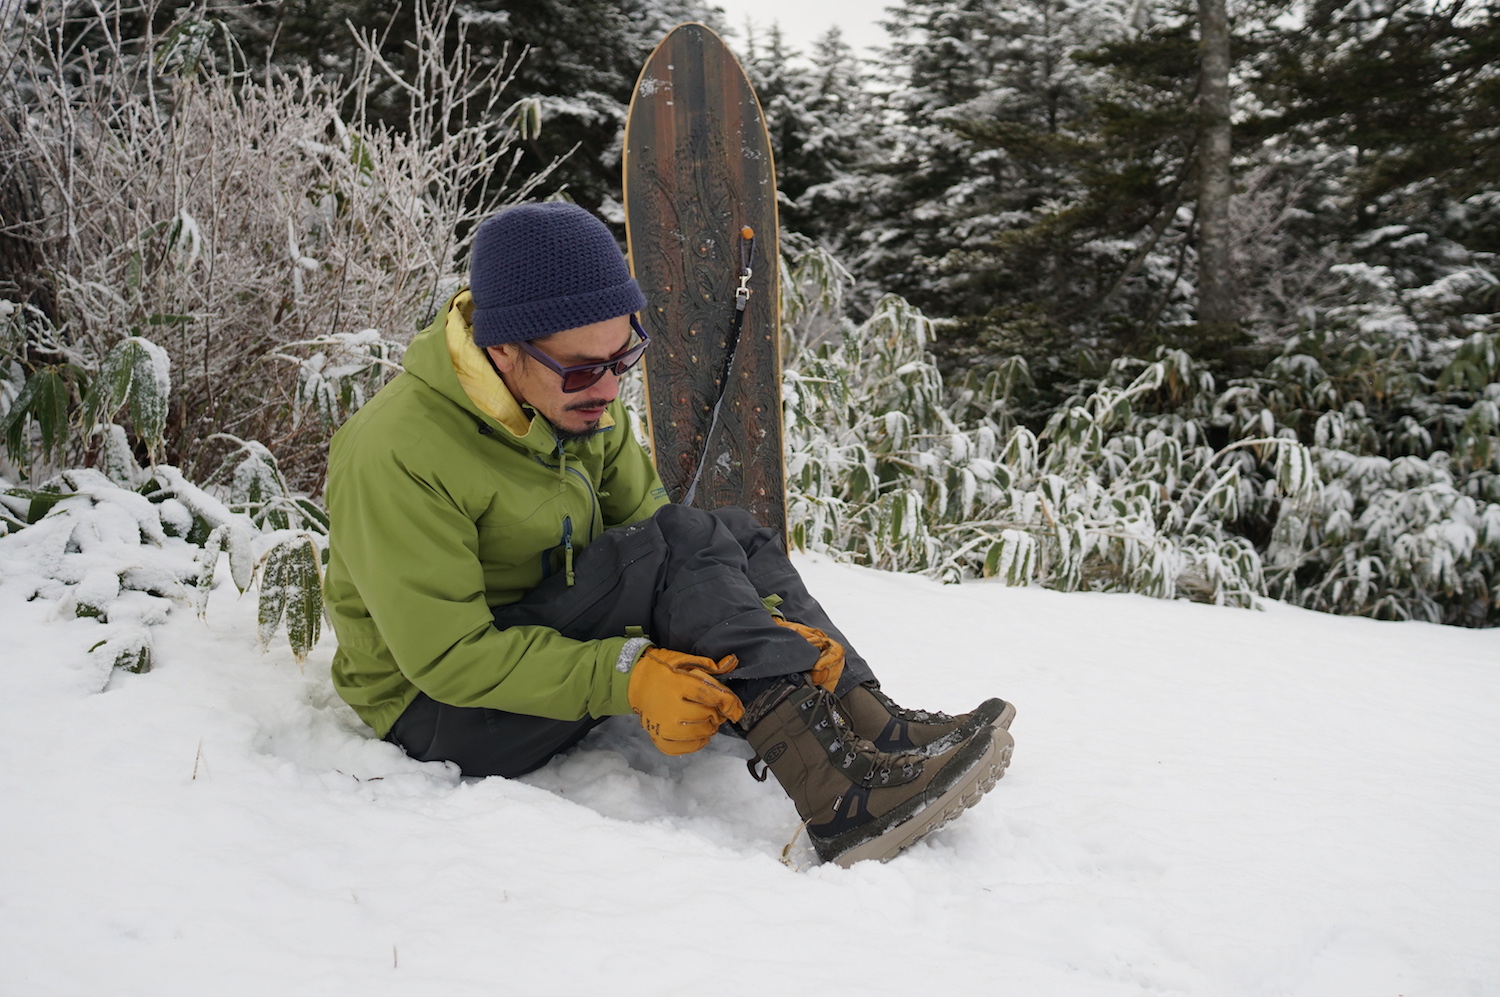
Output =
[
  {"x1": 2, "y1": 365, "x2": 73, "y2": 460},
  {"x1": 3, "y1": 487, "x2": 72, "y2": 524},
  {"x1": 89, "y1": 628, "x2": 153, "y2": 676},
  {"x1": 126, "y1": 338, "x2": 171, "y2": 452},
  {"x1": 256, "y1": 534, "x2": 324, "y2": 661},
  {"x1": 86, "y1": 342, "x2": 136, "y2": 431},
  {"x1": 293, "y1": 497, "x2": 330, "y2": 533},
  {"x1": 257, "y1": 544, "x2": 289, "y2": 649},
  {"x1": 85, "y1": 337, "x2": 170, "y2": 453},
  {"x1": 983, "y1": 540, "x2": 1003, "y2": 578},
  {"x1": 283, "y1": 541, "x2": 324, "y2": 662},
  {"x1": 197, "y1": 526, "x2": 227, "y2": 618},
  {"x1": 225, "y1": 523, "x2": 255, "y2": 593}
]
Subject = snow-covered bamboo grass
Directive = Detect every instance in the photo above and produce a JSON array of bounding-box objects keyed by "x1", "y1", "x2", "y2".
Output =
[{"x1": 778, "y1": 243, "x2": 1500, "y2": 625}]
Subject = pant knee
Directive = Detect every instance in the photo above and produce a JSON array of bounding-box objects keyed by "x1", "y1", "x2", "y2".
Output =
[
  {"x1": 653, "y1": 502, "x2": 723, "y2": 550},
  {"x1": 710, "y1": 506, "x2": 780, "y2": 555}
]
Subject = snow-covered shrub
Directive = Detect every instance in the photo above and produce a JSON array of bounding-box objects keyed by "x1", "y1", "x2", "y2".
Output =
[
  {"x1": 1, "y1": 328, "x2": 335, "y2": 684},
  {"x1": 195, "y1": 436, "x2": 329, "y2": 535},
  {"x1": 268, "y1": 331, "x2": 408, "y2": 431},
  {"x1": 0, "y1": 0, "x2": 547, "y2": 487},
  {"x1": 84, "y1": 338, "x2": 172, "y2": 460},
  {"x1": 1202, "y1": 316, "x2": 1500, "y2": 624},
  {"x1": 2, "y1": 320, "x2": 173, "y2": 479},
  {"x1": 1, "y1": 465, "x2": 230, "y2": 682},
  {"x1": 1, "y1": 458, "x2": 330, "y2": 679},
  {"x1": 1268, "y1": 451, "x2": 1500, "y2": 624}
]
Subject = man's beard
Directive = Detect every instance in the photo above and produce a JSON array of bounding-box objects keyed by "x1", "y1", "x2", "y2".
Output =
[
  {"x1": 553, "y1": 397, "x2": 610, "y2": 441},
  {"x1": 553, "y1": 424, "x2": 600, "y2": 442}
]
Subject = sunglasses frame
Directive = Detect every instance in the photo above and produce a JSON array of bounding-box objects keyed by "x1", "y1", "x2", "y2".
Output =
[{"x1": 516, "y1": 315, "x2": 652, "y2": 393}]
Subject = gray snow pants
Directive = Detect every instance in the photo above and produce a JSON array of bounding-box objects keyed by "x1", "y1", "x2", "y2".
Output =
[{"x1": 385, "y1": 504, "x2": 874, "y2": 777}]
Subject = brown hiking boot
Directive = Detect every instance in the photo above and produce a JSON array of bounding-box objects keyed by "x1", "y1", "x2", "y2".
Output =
[
  {"x1": 840, "y1": 682, "x2": 1016, "y2": 756},
  {"x1": 743, "y1": 680, "x2": 1012, "y2": 867}
]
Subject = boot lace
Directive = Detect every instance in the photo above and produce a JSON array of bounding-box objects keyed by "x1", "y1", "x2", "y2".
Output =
[
  {"x1": 814, "y1": 688, "x2": 922, "y2": 787},
  {"x1": 870, "y1": 685, "x2": 954, "y2": 724}
]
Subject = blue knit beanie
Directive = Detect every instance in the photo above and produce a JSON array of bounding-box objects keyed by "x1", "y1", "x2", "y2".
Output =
[{"x1": 469, "y1": 202, "x2": 646, "y2": 345}]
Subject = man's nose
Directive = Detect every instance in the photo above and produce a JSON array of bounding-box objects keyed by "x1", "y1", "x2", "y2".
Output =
[{"x1": 594, "y1": 369, "x2": 623, "y2": 401}]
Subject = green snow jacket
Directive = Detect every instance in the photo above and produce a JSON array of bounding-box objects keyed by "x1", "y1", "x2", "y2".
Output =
[{"x1": 324, "y1": 291, "x2": 669, "y2": 738}]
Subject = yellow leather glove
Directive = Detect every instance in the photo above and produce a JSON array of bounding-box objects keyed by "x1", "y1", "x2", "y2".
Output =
[
  {"x1": 627, "y1": 648, "x2": 744, "y2": 755},
  {"x1": 775, "y1": 619, "x2": 845, "y2": 693}
]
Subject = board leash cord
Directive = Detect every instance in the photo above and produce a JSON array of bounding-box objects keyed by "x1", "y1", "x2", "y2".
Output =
[{"x1": 681, "y1": 226, "x2": 756, "y2": 507}]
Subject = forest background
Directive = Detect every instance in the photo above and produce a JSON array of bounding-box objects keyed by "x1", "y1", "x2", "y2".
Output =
[{"x1": 1, "y1": 0, "x2": 1498, "y2": 679}]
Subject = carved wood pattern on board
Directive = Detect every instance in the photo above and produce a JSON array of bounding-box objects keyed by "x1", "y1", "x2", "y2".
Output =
[{"x1": 624, "y1": 23, "x2": 786, "y2": 543}]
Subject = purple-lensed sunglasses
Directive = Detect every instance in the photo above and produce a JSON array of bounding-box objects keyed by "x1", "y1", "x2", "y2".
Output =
[{"x1": 516, "y1": 315, "x2": 652, "y2": 392}]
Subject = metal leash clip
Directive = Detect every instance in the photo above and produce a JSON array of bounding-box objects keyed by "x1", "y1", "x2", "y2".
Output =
[{"x1": 735, "y1": 226, "x2": 755, "y2": 311}]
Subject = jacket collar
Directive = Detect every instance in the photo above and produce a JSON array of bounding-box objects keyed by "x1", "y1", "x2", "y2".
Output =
[{"x1": 444, "y1": 290, "x2": 533, "y2": 437}]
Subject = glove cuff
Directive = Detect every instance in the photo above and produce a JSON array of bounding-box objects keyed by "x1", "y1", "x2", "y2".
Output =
[{"x1": 616, "y1": 637, "x2": 652, "y2": 674}]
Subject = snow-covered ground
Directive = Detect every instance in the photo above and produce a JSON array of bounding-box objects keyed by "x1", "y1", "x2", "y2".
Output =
[{"x1": 3, "y1": 553, "x2": 1498, "y2": 996}]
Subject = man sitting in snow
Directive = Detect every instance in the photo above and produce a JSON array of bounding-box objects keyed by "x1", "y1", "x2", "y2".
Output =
[{"x1": 323, "y1": 202, "x2": 1016, "y2": 866}]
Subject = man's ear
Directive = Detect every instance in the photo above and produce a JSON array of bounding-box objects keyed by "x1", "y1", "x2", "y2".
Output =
[{"x1": 486, "y1": 342, "x2": 522, "y2": 375}]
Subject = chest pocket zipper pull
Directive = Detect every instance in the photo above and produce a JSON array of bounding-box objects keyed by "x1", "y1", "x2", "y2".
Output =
[{"x1": 563, "y1": 515, "x2": 575, "y2": 587}]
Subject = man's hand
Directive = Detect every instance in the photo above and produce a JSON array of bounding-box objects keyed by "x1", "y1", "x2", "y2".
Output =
[
  {"x1": 775, "y1": 619, "x2": 845, "y2": 693},
  {"x1": 627, "y1": 648, "x2": 744, "y2": 755}
]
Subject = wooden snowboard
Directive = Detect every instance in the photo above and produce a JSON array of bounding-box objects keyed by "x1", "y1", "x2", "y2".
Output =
[{"x1": 623, "y1": 22, "x2": 787, "y2": 544}]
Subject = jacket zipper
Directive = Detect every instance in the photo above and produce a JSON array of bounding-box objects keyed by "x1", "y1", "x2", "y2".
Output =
[
  {"x1": 538, "y1": 441, "x2": 600, "y2": 587},
  {"x1": 540, "y1": 514, "x2": 575, "y2": 586},
  {"x1": 551, "y1": 443, "x2": 602, "y2": 534}
]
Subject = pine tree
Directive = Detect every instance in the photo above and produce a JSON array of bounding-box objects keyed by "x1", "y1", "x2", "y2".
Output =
[
  {"x1": 1248, "y1": 0, "x2": 1500, "y2": 220},
  {"x1": 745, "y1": 26, "x2": 879, "y2": 243},
  {"x1": 1196, "y1": 0, "x2": 1236, "y2": 332},
  {"x1": 854, "y1": 0, "x2": 1311, "y2": 388},
  {"x1": 1233, "y1": 0, "x2": 1500, "y2": 288},
  {"x1": 851, "y1": 0, "x2": 1018, "y2": 307},
  {"x1": 795, "y1": 29, "x2": 884, "y2": 241},
  {"x1": 848, "y1": 0, "x2": 1136, "y2": 400}
]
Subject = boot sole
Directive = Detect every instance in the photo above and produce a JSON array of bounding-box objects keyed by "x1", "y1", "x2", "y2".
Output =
[
  {"x1": 996, "y1": 699, "x2": 1017, "y2": 731},
  {"x1": 819, "y1": 726, "x2": 1015, "y2": 868}
]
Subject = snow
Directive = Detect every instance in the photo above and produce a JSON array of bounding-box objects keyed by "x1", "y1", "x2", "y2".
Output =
[{"x1": 3, "y1": 553, "x2": 1499, "y2": 995}]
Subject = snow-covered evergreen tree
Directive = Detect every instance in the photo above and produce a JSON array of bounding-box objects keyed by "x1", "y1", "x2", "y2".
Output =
[
  {"x1": 848, "y1": 0, "x2": 1137, "y2": 363},
  {"x1": 744, "y1": 26, "x2": 882, "y2": 244}
]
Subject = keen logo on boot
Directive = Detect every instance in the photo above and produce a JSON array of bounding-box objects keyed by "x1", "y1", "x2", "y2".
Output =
[{"x1": 764, "y1": 741, "x2": 788, "y2": 764}]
